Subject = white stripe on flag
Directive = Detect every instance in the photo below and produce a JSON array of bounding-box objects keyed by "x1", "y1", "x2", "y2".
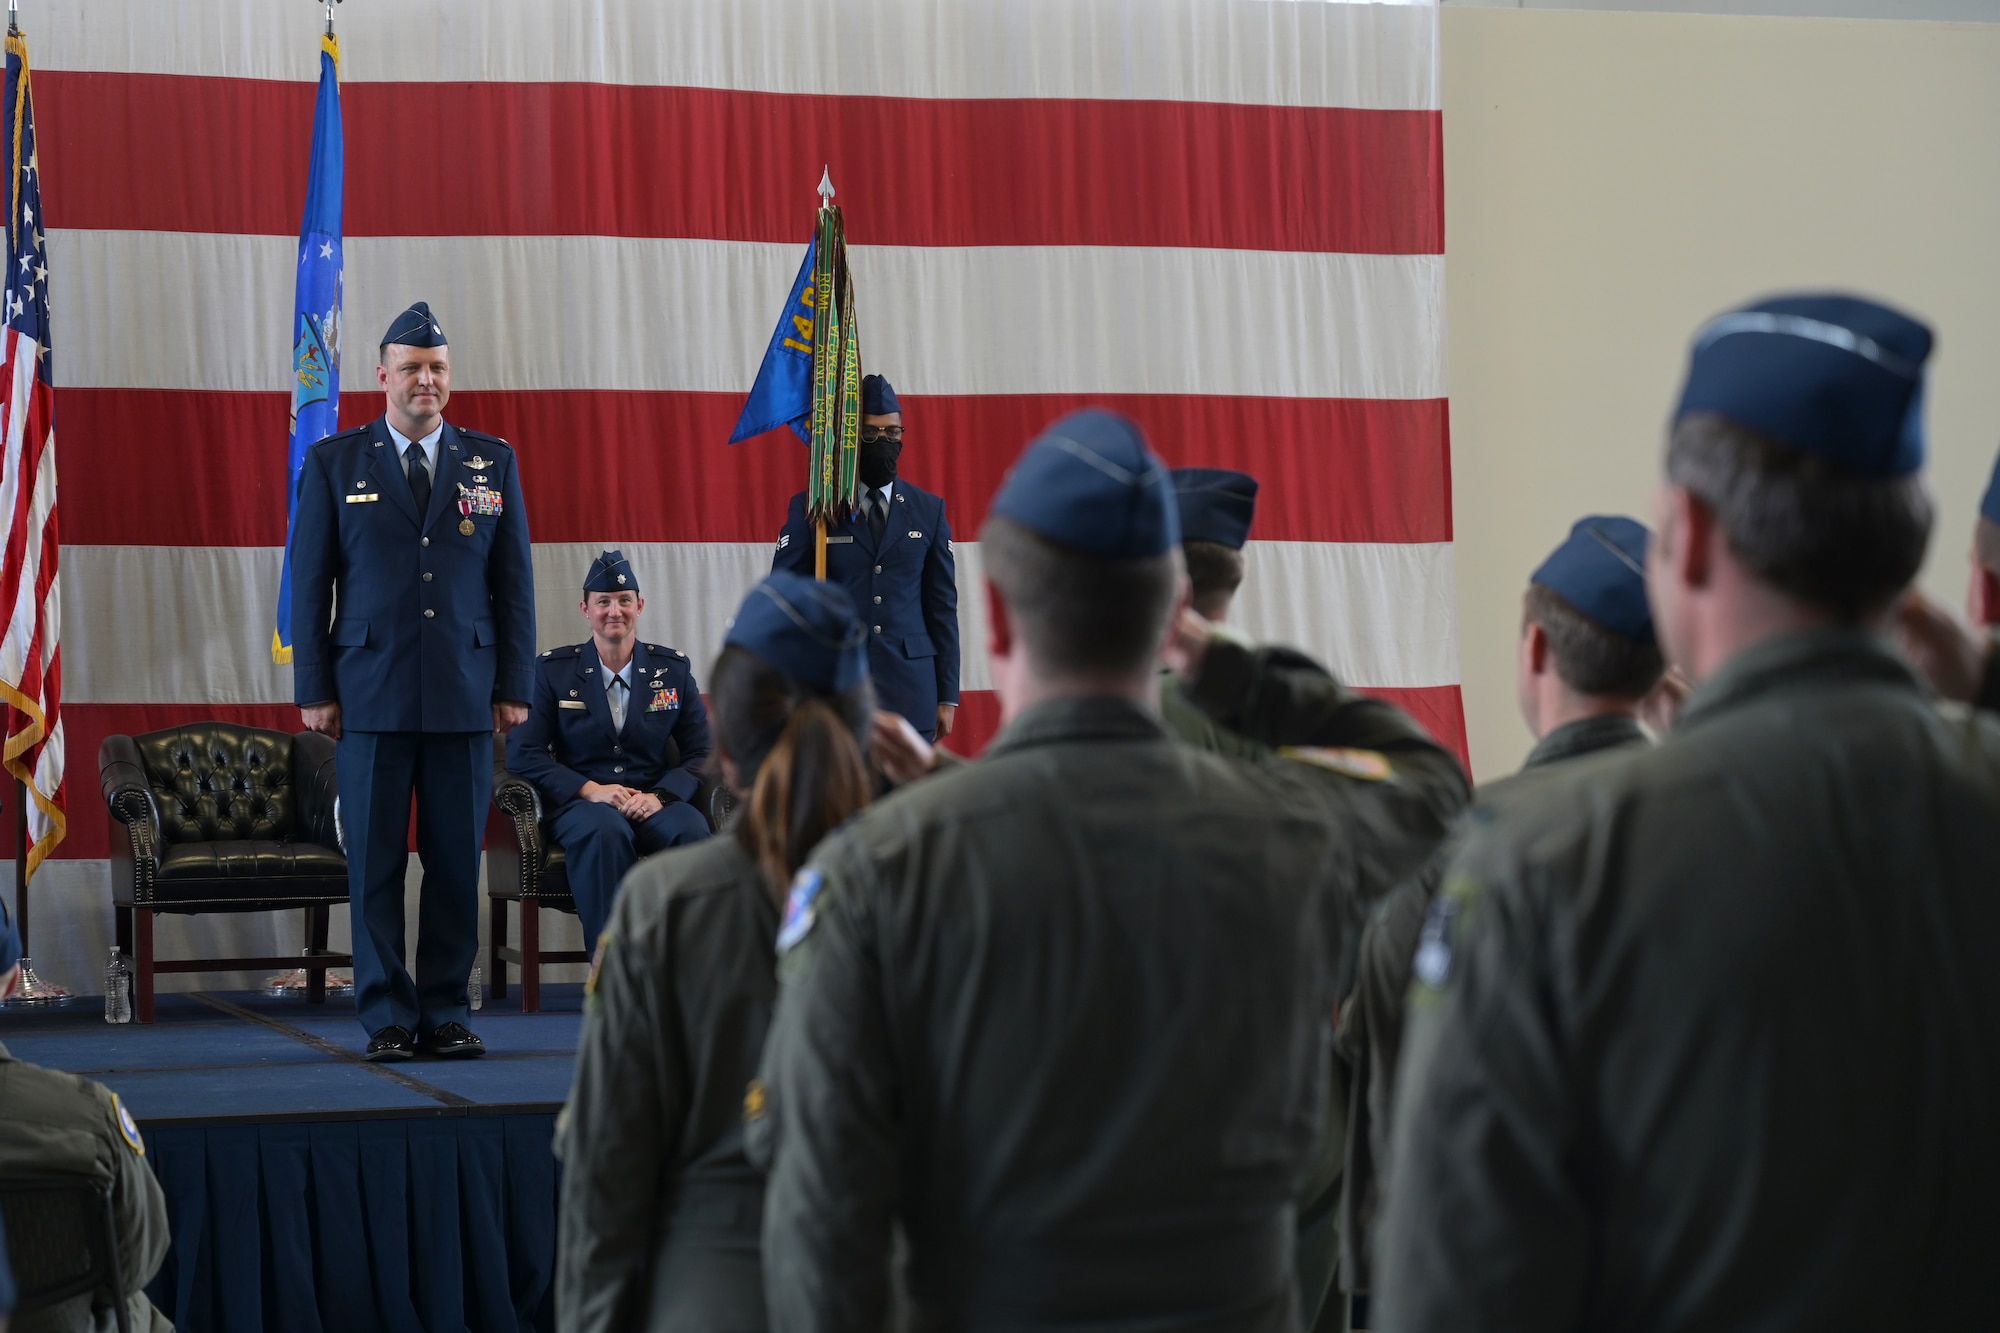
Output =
[
  {"x1": 51, "y1": 231, "x2": 1447, "y2": 400},
  {"x1": 36, "y1": 0, "x2": 1440, "y2": 111},
  {"x1": 61, "y1": 539, "x2": 1459, "y2": 704}
]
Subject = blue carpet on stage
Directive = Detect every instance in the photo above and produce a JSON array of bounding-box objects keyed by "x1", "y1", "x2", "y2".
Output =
[{"x1": 2, "y1": 986, "x2": 583, "y2": 1333}]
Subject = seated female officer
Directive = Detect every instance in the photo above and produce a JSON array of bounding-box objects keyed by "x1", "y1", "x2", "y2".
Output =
[
  {"x1": 506, "y1": 550, "x2": 713, "y2": 947},
  {"x1": 554, "y1": 572, "x2": 875, "y2": 1333}
]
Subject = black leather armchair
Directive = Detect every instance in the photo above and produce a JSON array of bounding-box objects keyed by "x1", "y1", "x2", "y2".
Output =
[
  {"x1": 100, "y1": 724, "x2": 351, "y2": 1023},
  {"x1": 486, "y1": 739, "x2": 735, "y2": 1012}
]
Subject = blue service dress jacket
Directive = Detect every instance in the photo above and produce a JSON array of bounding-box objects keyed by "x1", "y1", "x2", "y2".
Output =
[
  {"x1": 771, "y1": 479, "x2": 960, "y2": 735},
  {"x1": 507, "y1": 640, "x2": 714, "y2": 807},
  {"x1": 289, "y1": 417, "x2": 536, "y2": 729}
]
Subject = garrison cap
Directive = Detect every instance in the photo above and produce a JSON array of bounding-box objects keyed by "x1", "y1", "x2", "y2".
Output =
[
  {"x1": 1531, "y1": 515, "x2": 1655, "y2": 645},
  {"x1": 1981, "y1": 443, "x2": 2000, "y2": 525},
  {"x1": 1172, "y1": 468, "x2": 1259, "y2": 550},
  {"x1": 991, "y1": 409, "x2": 1179, "y2": 558},
  {"x1": 583, "y1": 550, "x2": 639, "y2": 595},
  {"x1": 0, "y1": 894, "x2": 19, "y2": 976},
  {"x1": 725, "y1": 573, "x2": 870, "y2": 695},
  {"x1": 1675, "y1": 293, "x2": 1931, "y2": 477},
  {"x1": 862, "y1": 374, "x2": 900, "y2": 416},
  {"x1": 382, "y1": 300, "x2": 448, "y2": 349}
]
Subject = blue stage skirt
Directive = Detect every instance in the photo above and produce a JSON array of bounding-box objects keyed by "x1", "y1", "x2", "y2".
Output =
[{"x1": 146, "y1": 1113, "x2": 557, "y2": 1333}]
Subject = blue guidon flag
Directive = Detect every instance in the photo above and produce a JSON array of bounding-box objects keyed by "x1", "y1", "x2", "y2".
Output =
[{"x1": 274, "y1": 30, "x2": 344, "y2": 665}]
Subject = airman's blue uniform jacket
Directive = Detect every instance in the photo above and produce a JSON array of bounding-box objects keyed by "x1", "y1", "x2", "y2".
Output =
[
  {"x1": 772, "y1": 480, "x2": 959, "y2": 735},
  {"x1": 289, "y1": 417, "x2": 536, "y2": 730},
  {"x1": 508, "y1": 640, "x2": 712, "y2": 807}
]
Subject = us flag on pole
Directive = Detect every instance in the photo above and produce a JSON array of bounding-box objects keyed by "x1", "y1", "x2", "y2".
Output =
[{"x1": 0, "y1": 26, "x2": 65, "y2": 878}]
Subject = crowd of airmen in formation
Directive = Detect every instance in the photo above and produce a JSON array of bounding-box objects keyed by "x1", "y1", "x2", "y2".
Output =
[
  {"x1": 552, "y1": 289, "x2": 2000, "y2": 1332},
  {"x1": 8, "y1": 285, "x2": 1992, "y2": 1332}
]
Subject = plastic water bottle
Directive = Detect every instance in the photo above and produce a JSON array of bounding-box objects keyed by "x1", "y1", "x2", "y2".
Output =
[
  {"x1": 104, "y1": 948, "x2": 133, "y2": 1024},
  {"x1": 468, "y1": 965, "x2": 483, "y2": 1012}
]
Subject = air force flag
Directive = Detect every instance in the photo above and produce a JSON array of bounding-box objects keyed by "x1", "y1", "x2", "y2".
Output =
[{"x1": 274, "y1": 33, "x2": 344, "y2": 665}]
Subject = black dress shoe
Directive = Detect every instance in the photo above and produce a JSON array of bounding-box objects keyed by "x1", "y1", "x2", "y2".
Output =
[
  {"x1": 365, "y1": 1025, "x2": 416, "y2": 1062},
  {"x1": 421, "y1": 1022, "x2": 485, "y2": 1058}
]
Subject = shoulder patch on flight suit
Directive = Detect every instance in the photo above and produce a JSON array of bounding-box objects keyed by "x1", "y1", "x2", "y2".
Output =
[
  {"x1": 113, "y1": 1093, "x2": 145, "y2": 1155},
  {"x1": 1414, "y1": 874, "x2": 1483, "y2": 994},
  {"x1": 776, "y1": 867, "x2": 824, "y2": 954},
  {"x1": 1278, "y1": 746, "x2": 1392, "y2": 781}
]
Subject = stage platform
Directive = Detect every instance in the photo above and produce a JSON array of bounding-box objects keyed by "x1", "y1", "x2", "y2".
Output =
[{"x1": 3, "y1": 985, "x2": 583, "y2": 1333}]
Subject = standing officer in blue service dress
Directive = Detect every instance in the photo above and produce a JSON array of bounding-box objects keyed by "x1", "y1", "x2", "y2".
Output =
[
  {"x1": 291, "y1": 301, "x2": 536, "y2": 1062},
  {"x1": 754, "y1": 410, "x2": 1469, "y2": 1332},
  {"x1": 1379, "y1": 295, "x2": 2000, "y2": 1331},
  {"x1": 506, "y1": 550, "x2": 713, "y2": 948},
  {"x1": 772, "y1": 373, "x2": 960, "y2": 741},
  {"x1": 557, "y1": 573, "x2": 878, "y2": 1333}
]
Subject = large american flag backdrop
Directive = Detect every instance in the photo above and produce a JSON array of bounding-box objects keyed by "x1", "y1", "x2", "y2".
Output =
[{"x1": 22, "y1": 0, "x2": 1454, "y2": 984}]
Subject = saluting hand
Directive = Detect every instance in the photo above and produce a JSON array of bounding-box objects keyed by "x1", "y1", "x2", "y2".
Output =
[
  {"x1": 1160, "y1": 608, "x2": 1213, "y2": 678},
  {"x1": 493, "y1": 701, "x2": 530, "y2": 734},
  {"x1": 1892, "y1": 589, "x2": 1991, "y2": 703}
]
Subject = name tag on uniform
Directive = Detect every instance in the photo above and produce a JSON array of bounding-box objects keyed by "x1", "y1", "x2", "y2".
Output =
[
  {"x1": 345, "y1": 493, "x2": 379, "y2": 503},
  {"x1": 825, "y1": 535, "x2": 854, "y2": 545},
  {"x1": 558, "y1": 700, "x2": 588, "y2": 710},
  {"x1": 908, "y1": 530, "x2": 922, "y2": 538}
]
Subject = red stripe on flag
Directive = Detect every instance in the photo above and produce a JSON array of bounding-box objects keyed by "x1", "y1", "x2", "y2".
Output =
[
  {"x1": 62, "y1": 389, "x2": 1450, "y2": 547},
  {"x1": 38, "y1": 72, "x2": 1443, "y2": 254}
]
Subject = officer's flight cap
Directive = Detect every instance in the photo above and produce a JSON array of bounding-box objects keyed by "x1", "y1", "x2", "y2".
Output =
[
  {"x1": 1675, "y1": 293, "x2": 1931, "y2": 478},
  {"x1": 383, "y1": 301, "x2": 448, "y2": 349},
  {"x1": 862, "y1": 374, "x2": 900, "y2": 416},
  {"x1": 726, "y1": 573, "x2": 870, "y2": 696},
  {"x1": 1172, "y1": 468, "x2": 1259, "y2": 550},
  {"x1": 991, "y1": 409, "x2": 1180, "y2": 558},
  {"x1": 1530, "y1": 515, "x2": 1655, "y2": 645},
  {"x1": 583, "y1": 550, "x2": 640, "y2": 596}
]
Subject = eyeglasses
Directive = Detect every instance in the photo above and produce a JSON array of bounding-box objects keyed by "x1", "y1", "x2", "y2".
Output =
[{"x1": 860, "y1": 426, "x2": 905, "y2": 444}]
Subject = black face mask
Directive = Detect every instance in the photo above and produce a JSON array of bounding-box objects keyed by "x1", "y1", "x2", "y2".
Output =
[{"x1": 858, "y1": 437, "x2": 902, "y2": 488}]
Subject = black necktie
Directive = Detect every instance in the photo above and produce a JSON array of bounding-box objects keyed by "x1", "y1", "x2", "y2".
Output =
[
  {"x1": 406, "y1": 442, "x2": 431, "y2": 515},
  {"x1": 868, "y1": 491, "x2": 887, "y2": 546}
]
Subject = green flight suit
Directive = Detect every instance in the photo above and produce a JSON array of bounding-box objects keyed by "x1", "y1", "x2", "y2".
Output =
[
  {"x1": 1332, "y1": 713, "x2": 1649, "y2": 1303},
  {"x1": 0, "y1": 1044, "x2": 172, "y2": 1333},
  {"x1": 757, "y1": 639, "x2": 1469, "y2": 1333},
  {"x1": 1380, "y1": 629, "x2": 2000, "y2": 1331},
  {"x1": 555, "y1": 836, "x2": 779, "y2": 1333}
]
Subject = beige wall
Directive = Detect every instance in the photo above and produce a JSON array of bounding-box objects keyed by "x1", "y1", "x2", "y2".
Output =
[{"x1": 1442, "y1": 8, "x2": 2000, "y2": 779}]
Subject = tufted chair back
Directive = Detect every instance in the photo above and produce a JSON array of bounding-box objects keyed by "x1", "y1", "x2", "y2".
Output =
[{"x1": 134, "y1": 726, "x2": 299, "y2": 844}]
